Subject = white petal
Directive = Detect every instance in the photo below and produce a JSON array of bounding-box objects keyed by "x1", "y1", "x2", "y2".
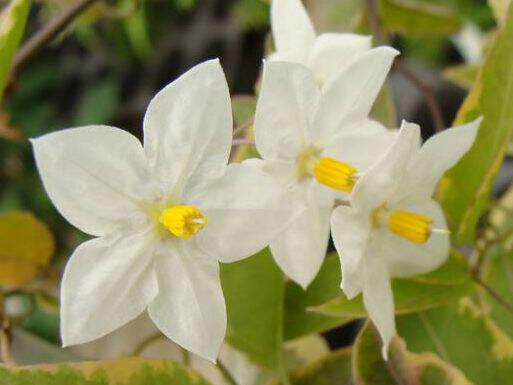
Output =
[
  {"x1": 31, "y1": 126, "x2": 151, "y2": 237},
  {"x1": 268, "y1": 50, "x2": 309, "y2": 64},
  {"x1": 362, "y1": 258, "x2": 395, "y2": 360},
  {"x1": 330, "y1": 205, "x2": 370, "y2": 299},
  {"x1": 312, "y1": 47, "x2": 399, "y2": 146},
  {"x1": 322, "y1": 120, "x2": 398, "y2": 172},
  {"x1": 270, "y1": 182, "x2": 332, "y2": 289},
  {"x1": 148, "y1": 242, "x2": 226, "y2": 362},
  {"x1": 143, "y1": 59, "x2": 232, "y2": 196},
  {"x1": 191, "y1": 160, "x2": 299, "y2": 263},
  {"x1": 60, "y1": 230, "x2": 158, "y2": 347},
  {"x1": 271, "y1": 0, "x2": 316, "y2": 61},
  {"x1": 352, "y1": 121, "x2": 420, "y2": 211},
  {"x1": 398, "y1": 118, "x2": 481, "y2": 201},
  {"x1": 254, "y1": 60, "x2": 320, "y2": 160},
  {"x1": 307, "y1": 33, "x2": 372, "y2": 85},
  {"x1": 370, "y1": 199, "x2": 450, "y2": 278}
]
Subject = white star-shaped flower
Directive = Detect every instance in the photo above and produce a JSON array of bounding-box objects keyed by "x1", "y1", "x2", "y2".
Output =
[
  {"x1": 270, "y1": 0, "x2": 373, "y2": 85},
  {"x1": 32, "y1": 60, "x2": 293, "y2": 362},
  {"x1": 331, "y1": 118, "x2": 481, "y2": 359},
  {"x1": 254, "y1": 46, "x2": 399, "y2": 289}
]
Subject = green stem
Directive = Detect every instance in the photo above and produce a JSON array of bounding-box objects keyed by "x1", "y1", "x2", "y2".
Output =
[{"x1": 132, "y1": 332, "x2": 165, "y2": 356}]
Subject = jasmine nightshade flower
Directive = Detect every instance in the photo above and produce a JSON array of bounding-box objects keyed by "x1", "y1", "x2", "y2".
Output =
[
  {"x1": 254, "y1": 47, "x2": 399, "y2": 289},
  {"x1": 331, "y1": 118, "x2": 481, "y2": 359},
  {"x1": 270, "y1": 0, "x2": 373, "y2": 85},
  {"x1": 32, "y1": 60, "x2": 292, "y2": 362}
]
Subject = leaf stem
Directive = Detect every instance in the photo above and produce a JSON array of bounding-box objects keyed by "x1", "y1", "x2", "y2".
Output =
[
  {"x1": 10, "y1": 0, "x2": 101, "y2": 77},
  {"x1": 365, "y1": 0, "x2": 445, "y2": 132}
]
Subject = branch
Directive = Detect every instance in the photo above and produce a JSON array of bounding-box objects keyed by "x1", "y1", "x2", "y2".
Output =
[
  {"x1": 365, "y1": 0, "x2": 445, "y2": 132},
  {"x1": 10, "y1": 0, "x2": 101, "y2": 77},
  {"x1": 473, "y1": 275, "x2": 513, "y2": 316}
]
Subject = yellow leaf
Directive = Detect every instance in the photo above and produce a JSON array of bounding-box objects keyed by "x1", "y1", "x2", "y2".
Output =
[{"x1": 0, "y1": 212, "x2": 54, "y2": 286}]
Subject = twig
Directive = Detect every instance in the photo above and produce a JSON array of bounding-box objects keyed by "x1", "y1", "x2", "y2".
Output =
[
  {"x1": 10, "y1": 0, "x2": 101, "y2": 77},
  {"x1": 473, "y1": 275, "x2": 513, "y2": 315},
  {"x1": 217, "y1": 361, "x2": 238, "y2": 385},
  {"x1": 365, "y1": 0, "x2": 445, "y2": 132},
  {"x1": 0, "y1": 292, "x2": 15, "y2": 366}
]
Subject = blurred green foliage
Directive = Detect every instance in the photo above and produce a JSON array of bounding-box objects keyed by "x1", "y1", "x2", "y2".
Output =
[{"x1": 0, "y1": 0, "x2": 510, "y2": 383}]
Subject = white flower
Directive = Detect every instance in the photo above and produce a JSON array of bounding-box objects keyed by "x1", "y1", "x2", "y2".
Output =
[
  {"x1": 331, "y1": 118, "x2": 482, "y2": 359},
  {"x1": 270, "y1": 0, "x2": 373, "y2": 85},
  {"x1": 31, "y1": 60, "x2": 293, "y2": 362},
  {"x1": 254, "y1": 46, "x2": 399, "y2": 289}
]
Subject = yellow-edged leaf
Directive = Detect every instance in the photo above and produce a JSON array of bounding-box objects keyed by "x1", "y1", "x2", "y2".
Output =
[{"x1": 0, "y1": 211, "x2": 54, "y2": 286}]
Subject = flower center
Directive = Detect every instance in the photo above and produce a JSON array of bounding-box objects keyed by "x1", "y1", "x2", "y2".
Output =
[
  {"x1": 312, "y1": 157, "x2": 358, "y2": 192},
  {"x1": 159, "y1": 205, "x2": 207, "y2": 239},
  {"x1": 388, "y1": 210, "x2": 433, "y2": 244},
  {"x1": 296, "y1": 149, "x2": 359, "y2": 192}
]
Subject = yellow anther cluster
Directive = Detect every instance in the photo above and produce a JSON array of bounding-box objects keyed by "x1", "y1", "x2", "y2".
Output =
[
  {"x1": 159, "y1": 205, "x2": 207, "y2": 238},
  {"x1": 388, "y1": 210, "x2": 433, "y2": 244},
  {"x1": 313, "y1": 157, "x2": 358, "y2": 192}
]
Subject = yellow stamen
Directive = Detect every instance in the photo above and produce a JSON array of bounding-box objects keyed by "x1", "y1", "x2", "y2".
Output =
[
  {"x1": 388, "y1": 210, "x2": 433, "y2": 244},
  {"x1": 159, "y1": 205, "x2": 207, "y2": 239},
  {"x1": 313, "y1": 157, "x2": 358, "y2": 192}
]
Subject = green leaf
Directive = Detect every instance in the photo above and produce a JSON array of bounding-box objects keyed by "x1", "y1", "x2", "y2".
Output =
[
  {"x1": 311, "y1": 253, "x2": 475, "y2": 318},
  {"x1": 0, "y1": 357, "x2": 213, "y2": 384},
  {"x1": 438, "y1": 5, "x2": 513, "y2": 244},
  {"x1": 231, "y1": 0, "x2": 270, "y2": 31},
  {"x1": 378, "y1": 0, "x2": 463, "y2": 36},
  {"x1": 370, "y1": 82, "x2": 397, "y2": 128},
  {"x1": 221, "y1": 248, "x2": 285, "y2": 370},
  {"x1": 266, "y1": 348, "x2": 353, "y2": 385},
  {"x1": 443, "y1": 64, "x2": 480, "y2": 90},
  {"x1": 73, "y1": 77, "x2": 120, "y2": 126},
  {"x1": 397, "y1": 299, "x2": 513, "y2": 385},
  {"x1": 353, "y1": 321, "x2": 474, "y2": 385},
  {"x1": 0, "y1": 0, "x2": 31, "y2": 102},
  {"x1": 305, "y1": 0, "x2": 364, "y2": 32},
  {"x1": 0, "y1": 211, "x2": 54, "y2": 286},
  {"x1": 283, "y1": 253, "x2": 352, "y2": 341}
]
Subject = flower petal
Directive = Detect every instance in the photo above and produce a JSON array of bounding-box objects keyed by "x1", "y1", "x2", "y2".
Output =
[
  {"x1": 271, "y1": 0, "x2": 316, "y2": 61},
  {"x1": 371, "y1": 199, "x2": 450, "y2": 278},
  {"x1": 352, "y1": 121, "x2": 420, "y2": 211},
  {"x1": 148, "y1": 242, "x2": 226, "y2": 362},
  {"x1": 31, "y1": 126, "x2": 151, "y2": 237},
  {"x1": 322, "y1": 119, "x2": 398, "y2": 172},
  {"x1": 254, "y1": 60, "x2": 320, "y2": 160},
  {"x1": 312, "y1": 46, "x2": 399, "y2": 146},
  {"x1": 331, "y1": 205, "x2": 370, "y2": 299},
  {"x1": 191, "y1": 160, "x2": 300, "y2": 263},
  {"x1": 143, "y1": 59, "x2": 232, "y2": 196},
  {"x1": 398, "y1": 118, "x2": 482, "y2": 201},
  {"x1": 362, "y1": 258, "x2": 395, "y2": 360},
  {"x1": 307, "y1": 33, "x2": 372, "y2": 85},
  {"x1": 270, "y1": 183, "x2": 332, "y2": 289},
  {"x1": 60, "y1": 230, "x2": 158, "y2": 347}
]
